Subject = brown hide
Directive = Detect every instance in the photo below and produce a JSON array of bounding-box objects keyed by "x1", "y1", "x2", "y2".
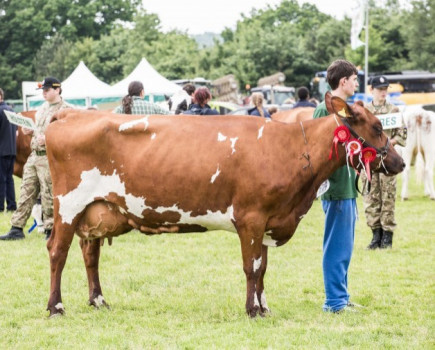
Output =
[
  {"x1": 44, "y1": 95, "x2": 404, "y2": 317},
  {"x1": 14, "y1": 111, "x2": 36, "y2": 178},
  {"x1": 271, "y1": 107, "x2": 314, "y2": 124}
]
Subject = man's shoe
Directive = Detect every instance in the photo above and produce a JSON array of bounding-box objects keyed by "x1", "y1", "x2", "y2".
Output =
[
  {"x1": 347, "y1": 301, "x2": 364, "y2": 308},
  {"x1": 380, "y1": 231, "x2": 393, "y2": 249},
  {"x1": 0, "y1": 226, "x2": 25, "y2": 240},
  {"x1": 44, "y1": 229, "x2": 52, "y2": 240},
  {"x1": 333, "y1": 305, "x2": 358, "y2": 314},
  {"x1": 366, "y1": 228, "x2": 382, "y2": 250}
]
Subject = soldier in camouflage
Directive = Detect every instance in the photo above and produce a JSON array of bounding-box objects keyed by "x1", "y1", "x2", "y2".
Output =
[
  {"x1": 361, "y1": 76, "x2": 407, "y2": 249},
  {"x1": 0, "y1": 77, "x2": 71, "y2": 241}
]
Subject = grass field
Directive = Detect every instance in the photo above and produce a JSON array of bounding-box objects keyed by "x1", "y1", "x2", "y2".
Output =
[{"x1": 0, "y1": 171, "x2": 433, "y2": 349}]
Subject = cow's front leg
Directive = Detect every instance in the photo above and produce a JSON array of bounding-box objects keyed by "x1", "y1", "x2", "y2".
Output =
[
  {"x1": 237, "y1": 221, "x2": 266, "y2": 318},
  {"x1": 80, "y1": 238, "x2": 109, "y2": 309},
  {"x1": 256, "y1": 245, "x2": 271, "y2": 315},
  {"x1": 46, "y1": 224, "x2": 75, "y2": 317}
]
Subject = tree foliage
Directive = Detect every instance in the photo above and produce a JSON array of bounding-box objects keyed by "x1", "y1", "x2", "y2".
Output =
[{"x1": 0, "y1": 0, "x2": 433, "y2": 98}]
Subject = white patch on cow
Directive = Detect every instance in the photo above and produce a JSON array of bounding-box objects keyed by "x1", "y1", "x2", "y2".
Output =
[
  {"x1": 258, "y1": 125, "x2": 265, "y2": 139},
  {"x1": 55, "y1": 302, "x2": 64, "y2": 311},
  {"x1": 58, "y1": 168, "x2": 147, "y2": 224},
  {"x1": 155, "y1": 203, "x2": 236, "y2": 232},
  {"x1": 253, "y1": 257, "x2": 262, "y2": 273},
  {"x1": 254, "y1": 292, "x2": 260, "y2": 308},
  {"x1": 251, "y1": 239, "x2": 254, "y2": 245},
  {"x1": 93, "y1": 295, "x2": 105, "y2": 307},
  {"x1": 260, "y1": 291, "x2": 270, "y2": 312},
  {"x1": 217, "y1": 132, "x2": 227, "y2": 142},
  {"x1": 119, "y1": 115, "x2": 150, "y2": 132},
  {"x1": 230, "y1": 137, "x2": 238, "y2": 154},
  {"x1": 210, "y1": 165, "x2": 221, "y2": 183},
  {"x1": 151, "y1": 133, "x2": 156, "y2": 140},
  {"x1": 262, "y1": 232, "x2": 278, "y2": 247}
]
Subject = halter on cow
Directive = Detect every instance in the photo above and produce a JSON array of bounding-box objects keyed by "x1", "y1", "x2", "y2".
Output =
[{"x1": 44, "y1": 92, "x2": 404, "y2": 317}]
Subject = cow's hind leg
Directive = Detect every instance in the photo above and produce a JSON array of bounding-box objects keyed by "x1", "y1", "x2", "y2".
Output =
[
  {"x1": 80, "y1": 238, "x2": 109, "y2": 309},
  {"x1": 46, "y1": 224, "x2": 75, "y2": 317},
  {"x1": 256, "y1": 245, "x2": 271, "y2": 315}
]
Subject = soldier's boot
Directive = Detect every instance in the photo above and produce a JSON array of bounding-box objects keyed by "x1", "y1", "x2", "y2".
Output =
[
  {"x1": 366, "y1": 228, "x2": 382, "y2": 250},
  {"x1": 44, "y1": 229, "x2": 52, "y2": 241},
  {"x1": 0, "y1": 226, "x2": 25, "y2": 240},
  {"x1": 380, "y1": 231, "x2": 393, "y2": 249}
]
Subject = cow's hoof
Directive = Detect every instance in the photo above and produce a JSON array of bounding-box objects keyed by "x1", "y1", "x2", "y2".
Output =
[
  {"x1": 47, "y1": 302, "x2": 65, "y2": 318},
  {"x1": 260, "y1": 307, "x2": 272, "y2": 317},
  {"x1": 89, "y1": 295, "x2": 110, "y2": 310},
  {"x1": 247, "y1": 306, "x2": 261, "y2": 318}
]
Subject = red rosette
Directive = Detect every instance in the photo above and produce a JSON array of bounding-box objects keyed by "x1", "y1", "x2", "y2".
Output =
[
  {"x1": 361, "y1": 147, "x2": 377, "y2": 182},
  {"x1": 346, "y1": 139, "x2": 362, "y2": 167},
  {"x1": 329, "y1": 126, "x2": 351, "y2": 160}
]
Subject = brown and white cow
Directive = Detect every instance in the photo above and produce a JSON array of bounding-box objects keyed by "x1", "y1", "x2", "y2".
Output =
[
  {"x1": 271, "y1": 107, "x2": 315, "y2": 124},
  {"x1": 14, "y1": 111, "x2": 35, "y2": 178},
  {"x1": 44, "y1": 92, "x2": 405, "y2": 317}
]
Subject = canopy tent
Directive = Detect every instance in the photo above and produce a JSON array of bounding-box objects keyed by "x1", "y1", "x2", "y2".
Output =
[
  {"x1": 27, "y1": 61, "x2": 122, "y2": 109},
  {"x1": 111, "y1": 58, "x2": 180, "y2": 102}
]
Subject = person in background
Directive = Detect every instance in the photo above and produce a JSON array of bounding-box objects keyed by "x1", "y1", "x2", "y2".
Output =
[
  {"x1": 293, "y1": 87, "x2": 317, "y2": 108},
  {"x1": 0, "y1": 88, "x2": 17, "y2": 213},
  {"x1": 248, "y1": 92, "x2": 271, "y2": 118},
  {"x1": 268, "y1": 106, "x2": 278, "y2": 116},
  {"x1": 362, "y1": 76, "x2": 407, "y2": 249},
  {"x1": 114, "y1": 81, "x2": 169, "y2": 115},
  {"x1": 168, "y1": 83, "x2": 196, "y2": 114},
  {"x1": 183, "y1": 87, "x2": 219, "y2": 115},
  {"x1": 0, "y1": 77, "x2": 71, "y2": 241},
  {"x1": 313, "y1": 59, "x2": 360, "y2": 313}
]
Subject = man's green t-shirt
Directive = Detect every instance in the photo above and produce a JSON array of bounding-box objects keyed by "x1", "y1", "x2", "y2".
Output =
[{"x1": 313, "y1": 101, "x2": 358, "y2": 200}]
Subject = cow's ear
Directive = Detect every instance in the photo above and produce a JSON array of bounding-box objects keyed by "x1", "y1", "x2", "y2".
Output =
[{"x1": 329, "y1": 95, "x2": 353, "y2": 118}]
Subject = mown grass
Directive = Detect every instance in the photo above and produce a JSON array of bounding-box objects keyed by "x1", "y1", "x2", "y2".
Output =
[{"x1": 0, "y1": 170, "x2": 433, "y2": 349}]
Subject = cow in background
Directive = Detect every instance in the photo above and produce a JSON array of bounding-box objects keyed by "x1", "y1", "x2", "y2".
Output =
[
  {"x1": 14, "y1": 111, "x2": 35, "y2": 178},
  {"x1": 44, "y1": 92, "x2": 404, "y2": 317},
  {"x1": 271, "y1": 107, "x2": 315, "y2": 124},
  {"x1": 401, "y1": 107, "x2": 435, "y2": 200}
]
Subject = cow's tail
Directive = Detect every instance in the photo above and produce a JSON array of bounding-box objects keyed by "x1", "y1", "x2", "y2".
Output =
[{"x1": 415, "y1": 122, "x2": 424, "y2": 184}]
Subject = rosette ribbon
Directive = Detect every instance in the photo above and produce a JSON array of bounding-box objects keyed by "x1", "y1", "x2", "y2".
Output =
[
  {"x1": 329, "y1": 126, "x2": 351, "y2": 160},
  {"x1": 346, "y1": 139, "x2": 362, "y2": 168},
  {"x1": 361, "y1": 147, "x2": 377, "y2": 182}
]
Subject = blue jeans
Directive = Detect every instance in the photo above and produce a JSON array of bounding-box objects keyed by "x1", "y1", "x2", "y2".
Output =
[
  {"x1": 322, "y1": 199, "x2": 357, "y2": 312},
  {"x1": 0, "y1": 155, "x2": 16, "y2": 211}
]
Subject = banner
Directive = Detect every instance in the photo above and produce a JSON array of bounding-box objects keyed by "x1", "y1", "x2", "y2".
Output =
[
  {"x1": 375, "y1": 113, "x2": 403, "y2": 130},
  {"x1": 4, "y1": 110, "x2": 36, "y2": 130},
  {"x1": 351, "y1": 0, "x2": 366, "y2": 50}
]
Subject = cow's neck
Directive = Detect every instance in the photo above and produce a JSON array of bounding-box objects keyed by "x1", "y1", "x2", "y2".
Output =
[{"x1": 298, "y1": 115, "x2": 353, "y2": 195}]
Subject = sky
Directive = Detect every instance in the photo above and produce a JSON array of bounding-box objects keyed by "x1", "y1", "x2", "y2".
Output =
[{"x1": 142, "y1": 0, "x2": 359, "y2": 35}]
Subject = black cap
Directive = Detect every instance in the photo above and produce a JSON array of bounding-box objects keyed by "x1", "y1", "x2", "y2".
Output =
[
  {"x1": 37, "y1": 77, "x2": 61, "y2": 90},
  {"x1": 370, "y1": 75, "x2": 389, "y2": 89}
]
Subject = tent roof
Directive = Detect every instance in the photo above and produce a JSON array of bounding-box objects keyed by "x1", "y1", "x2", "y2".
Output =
[
  {"x1": 111, "y1": 58, "x2": 180, "y2": 96},
  {"x1": 29, "y1": 61, "x2": 121, "y2": 101}
]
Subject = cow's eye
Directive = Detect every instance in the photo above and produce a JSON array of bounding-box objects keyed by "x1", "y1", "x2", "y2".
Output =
[{"x1": 373, "y1": 124, "x2": 382, "y2": 136}]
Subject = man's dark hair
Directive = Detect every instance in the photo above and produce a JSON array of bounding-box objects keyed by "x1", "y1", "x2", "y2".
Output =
[
  {"x1": 183, "y1": 83, "x2": 195, "y2": 96},
  {"x1": 326, "y1": 59, "x2": 358, "y2": 90},
  {"x1": 297, "y1": 87, "x2": 309, "y2": 101}
]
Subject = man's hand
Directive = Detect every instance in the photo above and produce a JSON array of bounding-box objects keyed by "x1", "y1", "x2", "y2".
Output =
[{"x1": 37, "y1": 134, "x2": 45, "y2": 146}]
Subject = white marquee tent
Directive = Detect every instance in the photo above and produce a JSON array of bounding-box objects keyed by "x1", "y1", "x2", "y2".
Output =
[
  {"x1": 111, "y1": 58, "x2": 180, "y2": 102},
  {"x1": 27, "y1": 61, "x2": 123, "y2": 109}
]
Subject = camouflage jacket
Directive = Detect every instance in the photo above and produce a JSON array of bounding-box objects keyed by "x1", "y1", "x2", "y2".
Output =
[
  {"x1": 364, "y1": 101, "x2": 407, "y2": 147},
  {"x1": 31, "y1": 99, "x2": 72, "y2": 152}
]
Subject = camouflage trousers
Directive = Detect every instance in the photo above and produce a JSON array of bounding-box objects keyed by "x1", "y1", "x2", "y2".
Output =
[
  {"x1": 11, "y1": 153, "x2": 53, "y2": 230},
  {"x1": 360, "y1": 171, "x2": 397, "y2": 232}
]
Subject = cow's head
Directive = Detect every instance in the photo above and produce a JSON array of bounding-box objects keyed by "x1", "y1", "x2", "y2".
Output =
[{"x1": 325, "y1": 91, "x2": 405, "y2": 176}]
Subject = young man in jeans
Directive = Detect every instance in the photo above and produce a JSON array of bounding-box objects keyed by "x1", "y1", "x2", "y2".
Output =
[{"x1": 313, "y1": 59, "x2": 360, "y2": 313}]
